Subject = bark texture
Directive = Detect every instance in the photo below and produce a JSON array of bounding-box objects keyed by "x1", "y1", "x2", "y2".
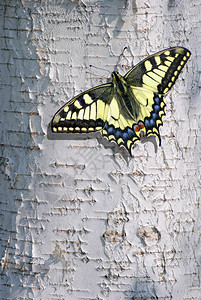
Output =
[{"x1": 0, "y1": 0, "x2": 200, "y2": 299}]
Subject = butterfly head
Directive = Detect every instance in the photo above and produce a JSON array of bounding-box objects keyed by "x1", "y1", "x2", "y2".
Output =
[{"x1": 112, "y1": 71, "x2": 127, "y2": 94}]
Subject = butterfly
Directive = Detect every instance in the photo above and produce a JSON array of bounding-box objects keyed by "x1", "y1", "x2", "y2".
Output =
[{"x1": 51, "y1": 47, "x2": 191, "y2": 155}]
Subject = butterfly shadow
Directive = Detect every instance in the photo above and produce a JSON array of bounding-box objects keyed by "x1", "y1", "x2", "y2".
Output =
[
  {"x1": 47, "y1": 123, "x2": 159, "y2": 157},
  {"x1": 47, "y1": 123, "x2": 129, "y2": 157}
]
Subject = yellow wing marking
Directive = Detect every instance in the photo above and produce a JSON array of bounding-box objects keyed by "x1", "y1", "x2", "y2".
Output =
[
  {"x1": 143, "y1": 74, "x2": 158, "y2": 87},
  {"x1": 164, "y1": 50, "x2": 170, "y2": 56},
  {"x1": 127, "y1": 140, "x2": 132, "y2": 149},
  {"x1": 90, "y1": 102, "x2": 97, "y2": 120},
  {"x1": 84, "y1": 106, "x2": 90, "y2": 120},
  {"x1": 145, "y1": 60, "x2": 153, "y2": 71},
  {"x1": 154, "y1": 56, "x2": 161, "y2": 65},
  {"x1": 131, "y1": 87, "x2": 154, "y2": 108},
  {"x1": 130, "y1": 87, "x2": 156, "y2": 121},
  {"x1": 166, "y1": 56, "x2": 174, "y2": 62},
  {"x1": 108, "y1": 135, "x2": 115, "y2": 141},
  {"x1": 108, "y1": 118, "x2": 118, "y2": 127},
  {"x1": 78, "y1": 109, "x2": 84, "y2": 119},
  {"x1": 64, "y1": 106, "x2": 69, "y2": 113},
  {"x1": 152, "y1": 128, "x2": 159, "y2": 135},
  {"x1": 66, "y1": 111, "x2": 72, "y2": 120},
  {"x1": 156, "y1": 119, "x2": 162, "y2": 127},
  {"x1": 153, "y1": 69, "x2": 165, "y2": 77},
  {"x1": 164, "y1": 60, "x2": 171, "y2": 67},
  {"x1": 117, "y1": 138, "x2": 124, "y2": 145},
  {"x1": 83, "y1": 94, "x2": 93, "y2": 104},
  {"x1": 158, "y1": 65, "x2": 168, "y2": 72},
  {"x1": 109, "y1": 97, "x2": 120, "y2": 120},
  {"x1": 74, "y1": 100, "x2": 83, "y2": 109},
  {"x1": 71, "y1": 112, "x2": 77, "y2": 120},
  {"x1": 97, "y1": 99, "x2": 108, "y2": 120},
  {"x1": 147, "y1": 71, "x2": 162, "y2": 83}
]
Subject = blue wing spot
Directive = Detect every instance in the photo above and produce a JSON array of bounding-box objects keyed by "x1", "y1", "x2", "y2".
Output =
[
  {"x1": 154, "y1": 95, "x2": 160, "y2": 105},
  {"x1": 127, "y1": 128, "x2": 135, "y2": 138},
  {"x1": 154, "y1": 104, "x2": 160, "y2": 113},
  {"x1": 150, "y1": 119, "x2": 155, "y2": 127},
  {"x1": 145, "y1": 119, "x2": 150, "y2": 128},
  {"x1": 115, "y1": 130, "x2": 122, "y2": 139},
  {"x1": 108, "y1": 126, "x2": 115, "y2": 134},
  {"x1": 152, "y1": 113, "x2": 158, "y2": 120},
  {"x1": 123, "y1": 132, "x2": 129, "y2": 140}
]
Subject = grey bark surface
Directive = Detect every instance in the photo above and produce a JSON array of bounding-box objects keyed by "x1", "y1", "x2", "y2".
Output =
[{"x1": 0, "y1": 0, "x2": 200, "y2": 299}]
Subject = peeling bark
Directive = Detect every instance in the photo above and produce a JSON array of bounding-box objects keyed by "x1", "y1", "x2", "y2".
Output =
[{"x1": 0, "y1": 0, "x2": 200, "y2": 299}]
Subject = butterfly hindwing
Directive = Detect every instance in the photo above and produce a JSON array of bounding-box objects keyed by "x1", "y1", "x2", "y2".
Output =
[
  {"x1": 51, "y1": 47, "x2": 191, "y2": 155},
  {"x1": 102, "y1": 89, "x2": 166, "y2": 155}
]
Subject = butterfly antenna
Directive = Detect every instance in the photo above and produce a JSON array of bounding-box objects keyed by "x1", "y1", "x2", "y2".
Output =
[
  {"x1": 89, "y1": 65, "x2": 111, "y2": 74},
  {"x1": 120, "y1": 46, "x2": 128, "y2": 58}
]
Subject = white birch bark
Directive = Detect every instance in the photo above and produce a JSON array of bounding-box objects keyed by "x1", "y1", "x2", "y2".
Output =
[{"x1": 0, "y1": 0, "x2": 200, "y2": 299}]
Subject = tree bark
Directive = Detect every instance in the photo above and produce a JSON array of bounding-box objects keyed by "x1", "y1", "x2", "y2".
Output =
[{"x1": 0, "y1": 0, "x2": 200, "y2": 299}]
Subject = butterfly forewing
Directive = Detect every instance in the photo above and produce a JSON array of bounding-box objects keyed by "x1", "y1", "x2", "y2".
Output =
[
  {"x1": 125, "y1": 47, "x2": 191, "y2": 94},
  {"x1": 51, "y1": 84, "x2": 112, "y2": 133}
]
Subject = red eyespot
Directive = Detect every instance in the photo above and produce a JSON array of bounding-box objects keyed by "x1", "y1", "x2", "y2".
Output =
[
  {"x1": 134, "y1": 125, "x2": 140, "y2": 132},
  {"x1": 139, "y1": 122, "x2": 145, "y2": 129}
]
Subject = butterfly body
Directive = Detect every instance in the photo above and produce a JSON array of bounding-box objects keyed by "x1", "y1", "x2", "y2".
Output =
[{"x1": 51, "y1": 47, "x2": 191, "y2": 155}]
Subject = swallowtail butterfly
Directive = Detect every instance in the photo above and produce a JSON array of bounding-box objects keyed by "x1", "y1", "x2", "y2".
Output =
[{"x1": 51, "y1": 47, "x2": 191, "y2": 155}]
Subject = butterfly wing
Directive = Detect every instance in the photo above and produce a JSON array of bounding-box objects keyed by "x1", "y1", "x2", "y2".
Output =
[
  {"x1": 121, "y1": 47, "x2": 191, "y2": 150},
  {"x1": 51, "y1": 82, "x2": 135, "y2": 153},
  {"x1": 125, "y1": 47, "x2": 191, "y2": 94},
  {"x1": 51, "y1": 83, "x2": 113, "y2": 134},
  {"x1": 101, "y1": 47, "x2": 191, "y2": 155},
  {"x1": 101, "y1": 87, "x2": 166, "y2": 155}
]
